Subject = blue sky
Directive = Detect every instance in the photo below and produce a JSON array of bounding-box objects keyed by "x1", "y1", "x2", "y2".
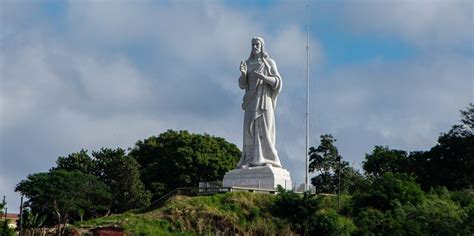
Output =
[{"x1": 1, "y1": 0, "x2": 473, "y2": 211}]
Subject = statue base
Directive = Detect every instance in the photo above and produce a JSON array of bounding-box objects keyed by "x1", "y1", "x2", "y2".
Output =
[{"x1": 222, "y1": 166, "x2": 292, "y2": 190}]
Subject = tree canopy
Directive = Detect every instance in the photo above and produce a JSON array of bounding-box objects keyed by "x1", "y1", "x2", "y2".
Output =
[
  {"x1": 362, "y1": 104, "x2": 474, "y2": 191},
  {"x1": 363, "y1": 146, "x2": 410, "y2": 177},
  {"x1": 53, "y1": 148, "x2": 151, "y2": 213},
  {"x1": 15, "y1": 170, "x2": 111, "y2": 231},
  {"x1": 309, "y1": 134, "x2": 363, "y2": 194},
  {"x1": 129, "y1": 130, "x2": 240, "y2": 199}
]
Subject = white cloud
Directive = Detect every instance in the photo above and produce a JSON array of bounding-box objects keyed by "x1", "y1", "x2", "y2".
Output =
[
  {"x1": 1, "y1": 0, "x2": 325, "y2": 209},
  {"x1": 0, "y1": 0, "x2": 472, "y2": 210},
  {"x1": 341, "y1": 0, "x2": 473, "y2": 48},
  {"x1": 316, "y1": 55, "x2": 473, "y2": 159}
]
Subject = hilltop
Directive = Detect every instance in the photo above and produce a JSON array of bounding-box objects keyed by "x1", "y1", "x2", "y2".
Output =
[{"x1": 75, "y1": 191, "x2": 298, "y2": 235}]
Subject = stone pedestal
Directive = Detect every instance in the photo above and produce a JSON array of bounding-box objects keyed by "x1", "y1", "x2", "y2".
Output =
[{"x1": 223, "y1": 166, "x2": 292, "y2": 190}]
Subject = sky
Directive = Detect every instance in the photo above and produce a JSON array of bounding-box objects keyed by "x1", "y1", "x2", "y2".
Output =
[{"x1": 1, "y1": 0, "x2": 473, "y2": 212}]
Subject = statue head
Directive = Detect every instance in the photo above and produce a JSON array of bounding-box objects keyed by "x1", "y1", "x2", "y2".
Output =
[{"x1": 249, "y1": 37, "x2": 269, "y2": 60}]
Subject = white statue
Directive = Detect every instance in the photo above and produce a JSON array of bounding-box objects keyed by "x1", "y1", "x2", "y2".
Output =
[{"x1": 237, "y1": 37, "x2": 282, "y2": 168}]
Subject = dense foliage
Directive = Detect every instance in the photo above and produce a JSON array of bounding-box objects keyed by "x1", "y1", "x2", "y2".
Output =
[
  {"x1": 362, "y1": 103, "x2": 474, "y2": 191},
  {"x1": 0, "y1": 199, "x2": 15, "y2": 236},
  {"x1": 15, "y1": 170, "x2": 111, "y2": 233},
  {"x1": 12, "y1": 104, "x2": 473, "y2": 235},
  {"x1": 273, "y1": 187, "x2": 355, "y2": 235},
  {"x1": 78, "y1": 192, "x2": 294, "y2": 235},
  {"x1": 309, "y1": 134, "x2": 364, "y2": 194},
  {"x1": 53, "y1": 148, "x2": 151, "y2": 213},
  {"x1": 129, "y1": 130, "x2": 240, "y2": 199},
  {"x1": 15, "y1": 130, "x2": 239, "y2": 231}
]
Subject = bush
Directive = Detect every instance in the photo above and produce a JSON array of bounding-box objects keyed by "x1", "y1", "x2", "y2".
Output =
[
  {"x1": 465, "y1": 203, "x2": 474, "y2": 234},
  {"x1": 352, "y1": 173, "x2": 424, "y2": 211},
  {"x1": 311, "y1": 209, "x2": 356, "y2": 236},
  {"x1": 272, "y1": 188, "x2": 321, "y2": 234},
  {"x1": 416, "y1": 193, "x2": 467, "y2": 235},
  {"x1": 0, "y1": 220, "x2": 14, "y2": 236}
]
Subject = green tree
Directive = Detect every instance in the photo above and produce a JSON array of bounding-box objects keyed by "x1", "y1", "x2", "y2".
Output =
[
  {"x1": 354, "y1": 206, "x2": 423, "y2": 236},
  {"x1": 15, "y1": 170, "x2": 111, "y2": 233},
  {"x1": 363, "y1": 146, "x2": 410, "y2": 177},
  {"x1": 19, "y1": 208, "x2": 46, "y2": 236},
  {"x1": 0, "y1": 198, "x2": 14, "y2": 236},
  {"x1": 129, "y1": 130, "x2": 240, "y2": 199},
  {"x1": 272, "y1": 187, "x2": 322, "y2": 235},
  {"x1": 309, "y1": 134, "x2": 362, "y2": 194},
  {"x1": 339, "y1": 165, "x2": 367, "y2": 194},
  {"x1": 312, "y1": 209, "x2": 356, "y2": 236},
  {"x1": 53, "y1": 149, "x2": 96, "y2": 174},
  {"x1": 352, "y1": 173, "x2": 424, "y2": 212},
  {"x1": 410, "y1": 104, "x2": 474, "y2": 191},
  {"x1": 415, "y1": 188, "x2": 468, "y2": 235},
  {"x1": 460, "y1": 102, "x2": 474, "y2": 129},
  {"x1": 273, "y1": 187, "x2": 355, "y2": 235},
  {"x1": 92, "y1": 148, "x2": 151, "y2": 212},
  {"x1": 309, "y1": 134, "x2": 341, "y2": 194},
  {"x1": 54, "y1": 148, "x2": 151, "y2": 213}
]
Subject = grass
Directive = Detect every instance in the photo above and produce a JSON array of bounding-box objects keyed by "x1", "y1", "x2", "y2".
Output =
[{"x1": 76, "y1": 192, "x2": 294, "y2": 235}]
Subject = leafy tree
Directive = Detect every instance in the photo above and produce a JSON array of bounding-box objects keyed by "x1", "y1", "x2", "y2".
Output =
[
  {"x1": 54, "y1": 148, "x2": 151, "y2": 213},
  {"x1": 460, "y1": 102, "x2": 474, "y2": 130},
  {"x1": 19, "y1": 208, "x2": 46, "y2": 236},
  {"x1": 352, "y1": 173, "x2": 424, "y2": 211},
  {"x1": 363, "y1": 146, "x2": 410, "y2": 177},
  {"x1": 0, "y1": 198, "x2": 14, "y2": 236},
  {"x1": 92, "y1": 148, "x2": 151, "y2": 212},
  {"x1": 312, "y1": 209, "x2": 356, "y2": 236},
  {"x1": 311, "y1": 163, "x2": 365, "y2": 195},
  {"x1": 339, "y1": 165, "x2": 367, "y2": 194},
  {"x1": 415, "y1": 189, "x2": 468, "y2": 235},
  {"x1": 410, "y1": 104, "x2": 474, "y2": 191},
  {"x1": 361, "y1": 104, "x2": 473, "y2": 191},
  {"x1": 0, "y1": 198, "x2": 4, "y2": 215},
  {"x1": 129, "y1": 130, "x2": 240, "y2": 199},
  {"x1": 309, "y1": 134, "x2": 341, "y2": 174},
  {"x1": 309, "y1": 134, "x2": 363, "y2": 194},
  {"x1": 15, "y1": 170, "x2": 111, "y2": 233},
  {"x1": 272, "y1": 187, "x2": 321, "y2": 235},
  {"x1": 273, "y1": 187, "x2": 355, "y2": 235},
  {"x1": 53, "y1": 149, "x2": 96, "y2": 174},
  {"x1": 311, "y1": 172, "x2": 335, "y2": 194},
  {"x1": 354, "y1": 206, "x2": 424, "y2": 236},
  {"x1": 466, "y1": 201, "x2": 474, "y2": 234},
  {"x1": 309, "y1": 134, "x2": 341, "y2": 194}
]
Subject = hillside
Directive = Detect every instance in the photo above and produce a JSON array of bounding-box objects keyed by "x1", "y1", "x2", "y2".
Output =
[
  {"x1": 70, "y1": 184, "x2": 474, "y2": 235},
  {"x1": 75, "y1": 191, "x2": 298, "y2": 235}
]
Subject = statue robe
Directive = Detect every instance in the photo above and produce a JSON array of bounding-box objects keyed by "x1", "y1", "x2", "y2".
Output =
[{"x1": 237, "y1": 57, "x2": 282, "y2": 168}]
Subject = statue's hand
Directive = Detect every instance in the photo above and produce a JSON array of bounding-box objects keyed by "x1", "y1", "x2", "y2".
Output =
[
  {"x1": 240, "y1": 61, "x2": 247, "y2": 75},
  {"x1": 254, "y1": 71, "x2": 266, "y2": 80}
]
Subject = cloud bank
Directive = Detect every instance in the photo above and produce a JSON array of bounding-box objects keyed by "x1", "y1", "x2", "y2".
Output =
[{"x1": 1, "y1": 0, "x2": 472, "y2": 209}]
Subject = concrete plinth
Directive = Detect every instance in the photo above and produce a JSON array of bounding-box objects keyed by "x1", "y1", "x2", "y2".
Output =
[{"x1": 223, "y1": 166, "x2": 292, "y2": 190}]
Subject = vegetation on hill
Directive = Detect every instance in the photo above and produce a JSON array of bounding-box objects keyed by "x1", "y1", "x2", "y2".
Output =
[
  {"x1": 76, "y1": 191, "x2": 348, "y2": 235},
  {"x1": 15, "y1": 130, "x2": 240, "y2": 231},
  {"x1": 75, "y1": 185, "x2": 473, "y2": 235},
  {"x1": 129, "y1": 130, "x2": 241, "y2": 200},
  {"x1": 13, "y1": 103, "x2": 473, "y2": 235}
]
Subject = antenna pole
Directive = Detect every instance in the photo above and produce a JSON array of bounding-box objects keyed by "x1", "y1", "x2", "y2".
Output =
[{"x1": 305, "y1": 2, "x2": 310, "y2": 192}]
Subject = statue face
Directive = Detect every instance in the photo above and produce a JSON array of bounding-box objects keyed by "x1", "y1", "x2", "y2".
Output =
[{"x1": 251, "y1": 40, "x2": 262, "y2": 56}]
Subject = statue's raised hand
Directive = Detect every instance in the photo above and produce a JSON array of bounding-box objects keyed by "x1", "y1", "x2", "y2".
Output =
[{"x1": 240, "y1": 61, "x2": 247, "y2": 75}]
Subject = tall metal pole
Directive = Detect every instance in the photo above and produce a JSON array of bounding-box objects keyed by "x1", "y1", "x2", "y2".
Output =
[
  {"x1": 305, "y1": 2, "x2": 310, "y2": 192},
  {"x1": 19, "y1": 195, "x2": 24, "y2": 236}
]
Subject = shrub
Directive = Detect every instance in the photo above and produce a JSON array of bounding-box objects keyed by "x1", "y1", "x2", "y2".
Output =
[
  {"x1": 352, "y1": 173, "x2": 424, "y2": 211},
  {"x1": 311, "y1": 209, "x2": 356, "y2": 236}
]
